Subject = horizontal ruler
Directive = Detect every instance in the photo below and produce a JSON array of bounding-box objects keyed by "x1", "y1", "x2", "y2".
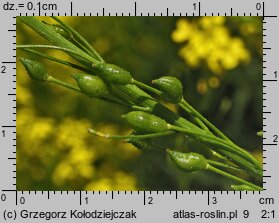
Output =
[
  {"x1": 0, "y1": 191, "x2": 277, "y2": 221},
  {"x1": 1, "y1": 0, "x2": 279, "y2": 222},
  {"x1": 0, "y1": 1, "x2": 277, "y2": 17}
]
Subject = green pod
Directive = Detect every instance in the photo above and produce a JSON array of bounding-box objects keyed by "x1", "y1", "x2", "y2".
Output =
[
  {"x1": 152, "y1": 76, "x2": 183, "y2": 103},
  {"x1": 93, "y1": 63, "x2": 132, "y2": 85},
  {"x1": 72, "y1": 74, "x2": 110, "y2": 98},
  {"x1": 19, "y1": 57, "x2": 49, "y2": 81},
  {"x1": 122, "y1": 111, "x2": 168, "y2": 133},
  {"x1": 231, "y1": 185, "x2": 255, "y2": 191},
  {"x1": 167, "y1": 149, "x2": 208, "y2": 172}
]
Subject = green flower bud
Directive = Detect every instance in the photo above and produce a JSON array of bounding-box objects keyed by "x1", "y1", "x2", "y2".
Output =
[
  {"x1": 122, "y1": 111, "x2": 168, "y2": 133},
  {"x1": 19, "y1": 57, "x2": 49, "y2": 82},
  {"x1": 152, "y1": 76, "x2": 183, "y2": 103},
  {"x1": 72, "y1": 74, "x2": 110, "y2": 98},
  {"x1": 231, "y1": 185, "x2": 255, "y2": 191},
  {"x1": 167, "y1": 149, "x2": 208, "y2": 172},
  {"x1": 93, "y1": 63, "x2": 132, "y2": 85}
]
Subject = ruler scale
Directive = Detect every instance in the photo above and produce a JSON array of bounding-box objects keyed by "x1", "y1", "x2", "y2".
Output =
[{"x1": 0, "y1": 0, "x2": 278, "y2": 222}]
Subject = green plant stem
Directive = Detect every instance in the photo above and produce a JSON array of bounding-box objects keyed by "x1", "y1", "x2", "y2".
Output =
[
  {"x1": 181, "y1": 99, "x2": 232, "y2": 143},
  {"x1": 131, "y1": 105, "x2": 152, "y2": 112},
  {"x1": 207, "y1": 165, "x2": 262, "y2": 190},
  {"x1": 48, "y1": 76, "x2": 127, "y2": 107},
  {"x1": 131, "y1": 79, "x2": 162, "y2": 96},
  {"x1": 71, "y1": 38, "x2": 98, "y2": 60},
  {"x1": 17, "y1": 17, "x2": 205, "y2": 134},
  {"x1": 130, "y1": 80, "x2": 232, "y2": 162},
  {"x1": 21, "y1": 48, "x2": 91, "y2": 73},
  {"x1": 88, "y1": 128, "x2": 175, "y2": 139},
  {"x1": 18, "y1": 17, "x2": 97, "y2": 64},
  {"x1": 17, "y1": 45, "x2": 100, "y2": 65},
  {"x1": 42, "y1": 21, "x2": 93, "y2": 56},
  {"x1": 132, "y1": 79, "x2": 210, "y2": 132},
  {"x1": 168, "y1": 124, "x2": 263, "y2": 181},
  {"x1": 51, "y1": 16, "x2": 104, "y2": 63},
  {"x1": 117, "y1": 85, "x2": 200, "y2": 131},
  {"x1": 110, "y1": 89, "x2": 135, "y2": 107},
  {"x1": 199, "y1": 142, "x2": 249, "y2": 170},
  {"x1": 116, "y1": 85, "x2": 262, "y2": 180},
  {"x1": 130, "y1": 80, "x2": 211, "y2": 132},
  {"x1": 210, "y1": 150, "x2": 230, "y2": 161},
  {"x1": 20, "y1": 52, "x2": 127, "y2": 107},
  {"x1": 99, "y1": 97, "x2": 130, "y2": 107},
  {"x1": 169, "y1": 124, "x2": 262, "y2": 172},
  {"x1": 179, "y1": 103, "x2": 209, "y2": 131},
  {"x1": 19, "y1": 17, "x2": 201, "y2": 133},
  {"x1": 20, "y1": 17, "x2": 262, "y2": 187},
  {"x1": 207, "y1": 160, "x2": 243, "y2": 173},
  {"x1": 47, "y1": 76, "x2": 81, "y2": 92},
  {"x1": 231, "y1": 184, "x2": 255, "y2": 191}
]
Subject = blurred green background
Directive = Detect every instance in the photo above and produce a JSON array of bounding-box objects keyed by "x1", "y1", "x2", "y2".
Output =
[{"x1": 17, "y1": 16, "x2": 262, "y2": 191}]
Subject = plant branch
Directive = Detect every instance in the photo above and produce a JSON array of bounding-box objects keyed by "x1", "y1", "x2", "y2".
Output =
[
  {"x1": 18, "y1": 16, "x2": 262, "y2": 189},
  {"x1": 18, "y1": 17, "x2": 97, "y2": 64},
  {"x1": 51, "y1": 16, "x2": 104, "y2": 63},
  {"x1": 207, "y1": 165, "x2": 262, "y2": 190},
  {"x1": 17, "y1": 45, "x2": 99, "y2": 65},
  {"x1": 179, "y1": 103, "x2": 209, "y2": 131},
  {"x1": 20, "y1": 48, "x2": 91, "y2": 73},
  {"x1": 181, "y1": 99, "x2": 232, "y2": 143},
  {"x1": 168, "y1": 124, "x2": 262, "y2": 179},
  {"x1": 207, "y1": 160, "x2": 244, "y2": 173},
  {"x1": 47, "y1": 76, "x2": 81, "y2": 92},
  {"x1": 88, "y1": 128, "x2": 175, "y2": 139}
]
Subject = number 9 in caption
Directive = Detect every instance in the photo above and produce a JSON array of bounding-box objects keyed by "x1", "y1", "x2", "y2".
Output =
[{"x1": 243, "y1": 210, "x2": 249, "y2": 218}]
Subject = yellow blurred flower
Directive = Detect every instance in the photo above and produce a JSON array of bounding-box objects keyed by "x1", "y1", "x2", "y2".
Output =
[
  {"x1": 16, "y1": 80, "x2": 139, "y2": 190},
  {"x1": 172, "y1": 17, "x2": 250, "y2": 75},
  {"x1": 197, "y1": 79, "x2": 208, "y2": 95},
  {"x1": 29, "y1": 118, "x2": 54, "y2": 141},
  {"x1": 208, "y1": 76, "x2": 220, "y2": 89},
  {"x1": 200, "y1": 16, "x2": 225, "y2": 29},
  {"x1": 84, "y1": 171, "x2": 137, "y2": 191},
  {"x1": 85, "y1": 178, "x2": 114, "y2": 191},
  {"x1": 171, "y1": 19, "x2": 193, "y2": 43},
  {"x1": 114, "y1": 171, "x2": 137, "y2": 191}
]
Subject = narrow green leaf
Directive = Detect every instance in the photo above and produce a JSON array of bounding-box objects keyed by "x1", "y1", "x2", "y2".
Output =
[
  {"x1": 18, "y1": 17, "x2": 96, "y2": 64},
  {"x1": 51, "y1": 16, "x2": 104, "y2": 62}
]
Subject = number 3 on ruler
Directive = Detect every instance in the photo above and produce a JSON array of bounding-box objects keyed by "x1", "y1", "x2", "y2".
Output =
[{"x1": 211, "y1": 197, "x2": 217, "y2": 204}]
